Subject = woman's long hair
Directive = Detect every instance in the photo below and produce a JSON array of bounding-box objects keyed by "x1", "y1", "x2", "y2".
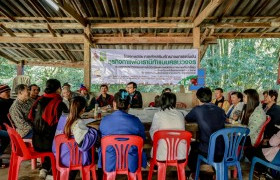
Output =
[
  {"x1": 241, "y1": 89, "x2": 259, "y2": 125},
  {"x1": 64, "y1": 96, "x2": 87, "y2": 138}
]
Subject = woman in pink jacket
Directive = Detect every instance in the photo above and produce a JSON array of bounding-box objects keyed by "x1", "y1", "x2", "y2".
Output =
[{"x1": 246, "y1": 128, "x2": 280, "y2": 176}]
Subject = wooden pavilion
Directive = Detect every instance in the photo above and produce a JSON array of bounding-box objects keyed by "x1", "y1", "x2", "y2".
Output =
[{"x1": 0, "y1": 0, "x2": 279, "y2": 89}]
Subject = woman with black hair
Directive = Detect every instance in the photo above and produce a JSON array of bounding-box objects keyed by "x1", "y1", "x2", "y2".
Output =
[
  {"x1": 241, "y1": 89, "x2": 266, "y2": 146},
  {"x1": 28, "y1": 79, "x2": 68, "y2": 179},
  {"x1": 98, "y1": 89, "x2": 147, "y2": 173},
  {"x1": 149, "y1": 92, "x2": 185, "y2": 161}
]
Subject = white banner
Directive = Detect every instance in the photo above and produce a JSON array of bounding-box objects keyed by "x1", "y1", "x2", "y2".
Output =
[{"x1": 91, "y1": 49, "x2": 198, "y2": 85}]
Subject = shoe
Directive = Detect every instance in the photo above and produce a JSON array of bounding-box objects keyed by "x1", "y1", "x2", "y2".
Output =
[
  {"x1": 39, "y1": 169, "x2": 48, "y2": 179},
  {"x1": 45, "y1": 175, "x2": 53, "y2": 180}
]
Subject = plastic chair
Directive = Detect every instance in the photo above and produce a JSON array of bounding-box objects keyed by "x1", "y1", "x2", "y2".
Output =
[
  {"x1": 232, "y1": 115, "x2": 272, "y2": 178},
  {"x1": 195, "y1": 127, "x2": 250, "y2": 180},
  {"x1": 148, "y1": 130, "x2": 192, "y2": 180},
  {"x1": 101, "y1": 135, "x2": 143, "y2": 180},
  {"x1": 7, "y1": 113, "x2": 40, "y2": 169},
  {"x1": 249, "y1": 156, "x2": 280, "y2": 180},
  {"x1": 254, "y1": 115, "x2": 271, "y2": 148},
  {"x1": 4, "y1": 123, "x2": 56, "y2": 180},
  {"x1": 55, "y1": 134, "x2": 97, "y2": 180}
]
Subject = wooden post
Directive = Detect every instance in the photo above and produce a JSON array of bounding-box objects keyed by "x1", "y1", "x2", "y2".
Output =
[
  {"x1": 17, "y1": 60, "x2": 24, "y2": 75},
  {"x1": 84, "y1": 24, "x2": 91, "y2": 91},
  {"x1": 191, "y1": 27, "x2": 201, "y2": 107}
]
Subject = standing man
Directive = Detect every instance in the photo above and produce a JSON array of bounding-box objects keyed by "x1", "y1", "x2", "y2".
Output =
[
  {"x1": 10, "y1": 84, "x2": 34, "y2": 138},
  {"x1": 212, "y1": 87, "x2": 230, "y2": 112},
  {"x1": 126, "y1": 82, "x2": 143, "y2": 108},
  {"x1": 96, "y1": 84, "x2": 114, "y2": 108},
  {"x1": 29, "y1": 84, "x2": 40, "y2": 100},
  {"x1": 0, "y1": 84, "x2": 14, "y2": 167}
]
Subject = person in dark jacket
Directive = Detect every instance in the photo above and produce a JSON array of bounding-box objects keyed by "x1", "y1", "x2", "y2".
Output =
[
  {"x1": 96, "y1": 84, "x2": 114, "y2": 108},
  {"x1": 28, "y1": 79, "x2": 67, "y2": 179},
  {"x1": 126, "y1": 82, "x2": 143, "y2": 108},
  {"x1": 0, "y1": 84, "x2": 14, "y2": 167},
  {"x1": 264, "y1": 90, "x2": 280, "y2": 139},
  {"x1": 185, "y1": 87, "x2": 225, "y2": 176}
]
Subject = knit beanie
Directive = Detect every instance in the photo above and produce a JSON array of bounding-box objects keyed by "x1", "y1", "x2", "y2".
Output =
[{"x1": 0, "y1": 84, "x2": 11, "y2": 94}]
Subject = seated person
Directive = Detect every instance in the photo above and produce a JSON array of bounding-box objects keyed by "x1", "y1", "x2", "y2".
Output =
[
  {"x1": 226, "y1": 91, "x2": 244, "y2": 123},
  {"x1": 185, "y1": 87, "x2": 225, "y2": 175},
  {"x1": 245, "y1": 129, "x2": 280, "y2": 177},
  {"x1": 241, "y1": 89, "x2": 266, "y2": 147},
  {"x1": 96, "y1": 84, "x2": 114, "y2": 109},
  {"x1": 98, "y1": 89, "x2": 147, "y2": 173},
  {"x1": 126, "y1": 82, "x2": 143, "y2": 108},
  {"x1": 79, "y1": 84, "x2": 96, "y2": 112},
  {"x1": 29, "y1": 84, "x2": 40, "y2": 100},
  {"x1": 28, "y1": 79, "x2": 68, "y2": 179},
  {"x1": 62, "y1": 87, "x2": 72, "y2": 110},
  {"x1": 261, "y1": 90, "x2": 268, "y2": 109},
  {"x1": 52, "y1": 96, "x2": 98, "y2": 180},
  {"x1": 211, "y1": 87, "x2": 230, "y2": 112},
  {"x1": 148, "y1": 95, "x2": 161, "y2": 107},
  {"x1": 62, "y1": 82, "x2": 79, "y2": 98},
  {"x1": 0, "y1": 84, "x2": 14, "y2": 167},
  {"x1": 9, "y1": 84, "x2": 34, "y2": 139},
  {"x1": 149, "y1": 92, "x2": 185, "y2": 160},
  {"x1": 162, "y1": 87, "x2": 171, "y2": 94},
  {"x1": 264, "y1": 90, "x2": 280, "y2": 139}
]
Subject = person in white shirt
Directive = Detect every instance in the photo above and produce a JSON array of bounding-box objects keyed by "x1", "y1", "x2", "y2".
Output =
[
  {"x1": 149, "y1": 92, "x2": 186, "y2": 161},
  {"x1": 226, "y1": 91, "x2": 244, "y2": 123}
]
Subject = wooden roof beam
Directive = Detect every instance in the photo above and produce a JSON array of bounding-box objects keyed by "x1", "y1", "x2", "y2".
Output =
[
  {"x1": 0, "y1": 50, "x2": 18, "y2": 64},
  {"x1": 0, "y1": 8, "x2": 16, "y2": 22},
  {"x1": 209, "y1": 22, "x2": 280, "y2": 29},
  {"x1": 0, "y1": 24, "x2": 45, "y2": 61},
  {"x1": 0, "y1": 46, "x2": 83, "y2": 52},
  {"x1": 193, "y1": 0, "x2": 224, "y2": 27},
  {"x1": 91, "y1": 36, "x2": 217, "y2": 44},
  {"x1": 0, "y1": 36, "x2": 84, "y2": 44},
  {"x1": 55, "y1": 0, "x2": 87, "y2": 27},
  {"x1": 23, "y1": 60, "x2": 83, "y2": 68}
]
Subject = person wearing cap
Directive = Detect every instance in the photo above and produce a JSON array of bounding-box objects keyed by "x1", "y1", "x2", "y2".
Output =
[
  {"x1": 79, "y1": 84, "x2": 96, "y2": 112},
  {"x1": 9, "y1": 84, "x2": 34, "y2": 138},
  {"x1": 28, "y1": 79, "x2": 68, "y2": 179},
  {"x1": 0, "y1": 84, "x2": 14, "y2": 167}
]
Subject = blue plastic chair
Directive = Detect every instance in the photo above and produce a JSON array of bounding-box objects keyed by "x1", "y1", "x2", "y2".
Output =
[
  {"x1": 249, "y1": 156, "x2": 280, "y2": 180},
  {"x1": 195, "y1": 127, "x2": 250, "y2": 180}
]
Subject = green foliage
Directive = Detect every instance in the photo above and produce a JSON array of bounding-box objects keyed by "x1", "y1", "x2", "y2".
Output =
[
  {"x1": 201, "y1": 39, "x2": 280, "y2": 92},
  {"x1": 0, "y1": 57, "x2": 17, "y2": 86}
]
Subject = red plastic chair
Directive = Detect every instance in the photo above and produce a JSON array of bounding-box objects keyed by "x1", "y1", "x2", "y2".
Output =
[
  {"x1": 55, "y1": 134, "x2": 97, "y2": 180},
  {"x1": 148, "y1": 130, "x2": 192, "y2": 180},
  {"x1": 4, "y1": 123, "x2": 56, "y2": 180},
  {"x1": 101, "y1": 135, "x2": 144, "y2": 180},
  {"x1": 7, "y1": 113, "x2": 39, "y2": 169},
  {"x1": 254, "y1": 115, "x2": 271, "y2": 147}
]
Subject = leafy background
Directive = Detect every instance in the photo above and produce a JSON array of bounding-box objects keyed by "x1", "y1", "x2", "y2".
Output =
[{"x1": 0, "y1": 39, "x2": 279, "y2": 93}]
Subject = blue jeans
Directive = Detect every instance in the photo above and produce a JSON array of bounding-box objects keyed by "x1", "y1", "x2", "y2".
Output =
[
  {"x1": 23, "y1": 130, "x2": 33, "y2": 139},
  {"x1": 0, "y1": 130, "x2": 10, "y2": 156}
]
